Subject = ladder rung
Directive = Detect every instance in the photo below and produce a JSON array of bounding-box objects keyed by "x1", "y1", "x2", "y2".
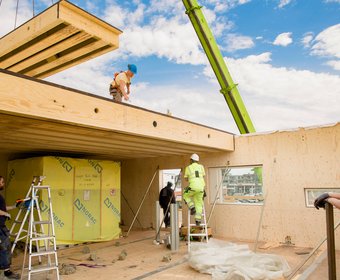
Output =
[
  {"x1": 30, "y1": 266, "x2": 58, "y2": 274},
  {"x1": 13, "y1": 220, "x2": 23, "y2": 223},
  {"x1": 33, "y1": 221, "x2": 51, "y2": 225},
  {"x1": 190, "y1": 233, "x2": 208, "y2": 236},
  {"x1": 10, "y1": 229, "x2": 28, "y2": 237},
  {"x1": 30, "y1": 250, "x2": 56, "y2": 257},
  {"x1": 31, "y1": 236, "x2": 55, "y2": 242},
  {"x1": 33, "y1": 186, "x2": 50, "y2": 189}
]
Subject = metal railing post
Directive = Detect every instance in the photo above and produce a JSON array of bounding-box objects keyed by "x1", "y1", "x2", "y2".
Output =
[
  {"x1": 170, "y1": 203, "x2": 179, "y2": 252},
  {"x1": 155, "y1": 201, "x2": 161, "y2": 242}
]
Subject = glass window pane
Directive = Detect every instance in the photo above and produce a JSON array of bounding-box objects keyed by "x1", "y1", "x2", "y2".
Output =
[{"x1": 209, "y1": 166, "x2": 263, "y2": 205}]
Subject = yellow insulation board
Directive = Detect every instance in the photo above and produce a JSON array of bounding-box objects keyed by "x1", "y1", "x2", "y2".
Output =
[{"x1": 6, "y1": 156, "x2": 121, "y2": 244}]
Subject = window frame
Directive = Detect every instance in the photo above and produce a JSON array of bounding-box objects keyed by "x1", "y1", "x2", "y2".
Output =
[{"x1": 304, "y1": 188, "x2": 340, "y2": 208}]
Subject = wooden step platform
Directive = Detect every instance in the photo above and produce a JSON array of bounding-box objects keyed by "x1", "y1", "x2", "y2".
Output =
[{"x1": 0, "y1": 0, "x2": 122, "y2": 79}]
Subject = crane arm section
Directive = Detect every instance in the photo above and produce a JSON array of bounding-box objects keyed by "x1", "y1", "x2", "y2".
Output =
[{"x1": 182, "y1": 0, "x2": 255, "y2": 134}]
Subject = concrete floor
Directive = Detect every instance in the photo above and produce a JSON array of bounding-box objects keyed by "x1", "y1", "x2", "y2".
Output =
[{"x1": 9, "y1": 230, "x2": 339, "y2": 279}]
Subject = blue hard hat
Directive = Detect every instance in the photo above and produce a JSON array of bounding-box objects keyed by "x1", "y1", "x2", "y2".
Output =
[{"x1": 128, "y1": 64, "x2": 137, "y2": 74}]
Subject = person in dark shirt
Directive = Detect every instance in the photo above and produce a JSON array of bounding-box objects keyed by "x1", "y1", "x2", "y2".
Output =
[
  {"x1": 0, "y1": 176, "x2": 19, "y2": 279},
  {"x1": 159, "y1": 182, "x2": 176, "y2": 228}
]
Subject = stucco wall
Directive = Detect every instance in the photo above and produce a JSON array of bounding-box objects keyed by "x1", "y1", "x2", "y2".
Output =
[{"x1": 121, "y1": 123, "x2": 340, "y2": 248}]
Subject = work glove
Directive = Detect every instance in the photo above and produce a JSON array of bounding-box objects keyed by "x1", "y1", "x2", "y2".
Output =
[{"x1": 314, "y1": 193, "x2": 330, "y2": 210}]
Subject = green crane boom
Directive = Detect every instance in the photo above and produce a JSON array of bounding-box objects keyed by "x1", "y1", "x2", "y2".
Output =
[{"x1": 182, "y1": 0, "x2": 256, "y2": 134}]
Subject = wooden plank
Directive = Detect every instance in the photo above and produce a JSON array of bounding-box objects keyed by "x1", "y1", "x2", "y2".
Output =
[
  {"x1": 35, "y1": 45, "x2": 115, "y2": 79},
  {"x1": 0, "y1": 113, "x2": 222, "y2": 162},
  {"x1": 0, "y1": 138, "x2": 155, "y2": 159},
  {"x1": 0, "y1": 1, "x2": 122, "y2": 78},
  {"x1": 22, "y1": 39, "x2": 109, "y2": 77},
  {"x1": 0, "y1": 117, "x2": 216, "y2": 154},
  {"x1": 0, "y1": 70, "x2": 234, "y2": 152},
  {"x1": 5, "y1": 26, "x2": 86, "y2": 71},
  {"x1": 1, "y1": 131, "x2": 186, "y2": 156},
  {"x1": 59, "y1": 0, "x2": 121, "y2": 45},
  {"x1": 1, "y1": 24, "x2": 80, "y2": 69},
  {"x1": 0, "y1": 6, "x2": 61, "y2": 57}
]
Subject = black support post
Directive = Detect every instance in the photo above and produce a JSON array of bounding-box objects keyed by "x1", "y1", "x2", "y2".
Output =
[{"x1": 325, "y1": 202, "x2": 337, "y2": 280}]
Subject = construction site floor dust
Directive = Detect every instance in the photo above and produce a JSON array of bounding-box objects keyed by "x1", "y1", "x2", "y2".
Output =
[{"x1": 9, "y1": 230, "x2": 340, "y2": 279}]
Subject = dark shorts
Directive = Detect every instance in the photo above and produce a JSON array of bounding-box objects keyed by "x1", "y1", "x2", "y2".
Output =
[
  {"x1": 0, "y1": 226, "x2": 11, "y2": 269},
  {"x1": 109, "y1": 86, "x2": 122, "y2": 102}
]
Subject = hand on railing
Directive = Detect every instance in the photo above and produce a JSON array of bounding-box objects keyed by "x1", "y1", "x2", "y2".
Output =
[{"x1": 314, "y1": 193, "x2": 330, "y2": 210}]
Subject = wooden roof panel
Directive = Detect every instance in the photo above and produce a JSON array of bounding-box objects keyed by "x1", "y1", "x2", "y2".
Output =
[{"x1": 0, "y1": 0, "x2": 122, "y2": 79}]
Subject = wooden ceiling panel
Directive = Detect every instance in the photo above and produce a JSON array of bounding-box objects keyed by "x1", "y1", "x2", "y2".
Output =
[{"x1": 0, "y1": 0, "x2": 122, "y2": 79}]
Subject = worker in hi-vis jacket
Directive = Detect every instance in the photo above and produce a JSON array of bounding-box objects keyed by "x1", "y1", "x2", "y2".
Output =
[{"x1": 183, "y1": 154, "x2": 206, "y2": 226}]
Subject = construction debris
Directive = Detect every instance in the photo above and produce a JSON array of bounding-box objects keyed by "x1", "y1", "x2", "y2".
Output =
[
  {"x1": 59, "y1": 263, "x2": 77, "y2": 275},
  {"x1": 88, "y1": 253, "x2": 98, "y2": 261},
  {"x1": 118, "y1": 249, "x2": 128, "y2": 261},
  {"x1": 162, "y1": 254, "x2": 172, "y2": 263},
  {"x1": 82, "y1": 246, "x2": 91, "y2": 254}
]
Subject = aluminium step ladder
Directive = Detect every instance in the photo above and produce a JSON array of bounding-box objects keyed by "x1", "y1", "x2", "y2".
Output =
[
  {"x1": 27, "y1": 184, "x2": 59, "y2": 280},
  {"x1": 10, "y1": 176, "x2": 59, "y2": 279},
  {"x1": 10, "y1": 176, "x2": 45, "y2": 254},
  {"x1": 187, "y1": 203, "x2": 209, "y2": 251}
]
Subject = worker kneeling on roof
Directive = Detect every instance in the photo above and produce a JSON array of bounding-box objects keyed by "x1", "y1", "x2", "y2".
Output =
[
  {"x1": 183, "y1": 154, "x2": 206, "y2": 226},
  {"x1": 109, "y1": 64, "x2": 137, "y2": 102}
]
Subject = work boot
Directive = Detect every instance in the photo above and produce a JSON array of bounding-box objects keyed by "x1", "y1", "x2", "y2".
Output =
[
  {"x1": 4, "y1": 270, "x2": 20, "y2": 279},
  {"x1": 190, "y1": 207, "x2": 196, "y2": 215},
  {"x1": 195, "y1": 220, "x2": 201, "y2": 226}
]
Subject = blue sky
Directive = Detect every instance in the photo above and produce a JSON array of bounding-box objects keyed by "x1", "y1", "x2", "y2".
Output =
[{"x1": 0, "y1": 0, "x2": 339, "y2": 134}]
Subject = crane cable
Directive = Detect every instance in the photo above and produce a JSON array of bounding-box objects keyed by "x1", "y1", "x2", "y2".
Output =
[
  {"x1": 2, "y1": 0, "x2": 54, "y2": 28},
  {"x1": 14, "y1": 0, "x2": 19, "y2": 28}
]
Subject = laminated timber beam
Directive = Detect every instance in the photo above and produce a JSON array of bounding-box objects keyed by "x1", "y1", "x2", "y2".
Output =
[
  {"x1": 0, "y1": 0, "x2": 122, "y2": 79},
  {"x1": 0, "y1": 70, "x2": 234, "y2": 159}
]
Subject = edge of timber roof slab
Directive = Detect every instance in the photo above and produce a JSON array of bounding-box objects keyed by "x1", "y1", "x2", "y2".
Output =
[
  {"x1": 0, "y1": 0, "x2": 122, "y2": 79},
  {"x1": 0, "y1": 69, "x2": 234, "y2": 159}
]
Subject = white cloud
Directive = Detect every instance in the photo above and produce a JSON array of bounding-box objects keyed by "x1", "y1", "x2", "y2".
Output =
[
  {"x1": 301, "y1": 32, "x2": 314, "y2": 48},
  {"x1": 278, "y1": 0, "x2": 292, "y2": 8},
  {"x1": 324, "y1": 0, "x2": 340, "y2": 3},
  {"x1": 224, "y1": 34, "x2": 255, "y2": 52},
  {"x1": 326, "y1": 60, "x2": 340, "y2": 70},
  {"x1": 273, "y1": 32, "x2": 293, "y2": 46},
  {"x1": 0, "y1": 0, "x2": 32, "y2": 37},
  {"x1": 311, "y1": 24, "x2": 340, "y2": 59},
  {"x1": 119, "y1": 19, "x2": 206, "y2": 65},
  {"x1": 201, "y1": 53, "x2": 340, "y2": 132}
]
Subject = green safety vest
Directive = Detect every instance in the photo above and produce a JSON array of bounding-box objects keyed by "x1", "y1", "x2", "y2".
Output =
[{"x1": 184, "y1": 162, "x2": 205, "y2": 190}]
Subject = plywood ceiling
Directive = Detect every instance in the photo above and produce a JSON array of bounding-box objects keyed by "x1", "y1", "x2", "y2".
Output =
[{"x1": 0, "y1": 0, "x2": 122, "y2": 79}]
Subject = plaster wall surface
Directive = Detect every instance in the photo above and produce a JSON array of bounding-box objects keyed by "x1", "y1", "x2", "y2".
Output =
[{"x1": 121, "y1": 123, "x2": 340, "y2": 248}]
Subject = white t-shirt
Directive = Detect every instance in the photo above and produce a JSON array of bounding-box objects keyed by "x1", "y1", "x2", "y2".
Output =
[{"x1": 111, "y1": 72, "x2": 131, "y2": 88}]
